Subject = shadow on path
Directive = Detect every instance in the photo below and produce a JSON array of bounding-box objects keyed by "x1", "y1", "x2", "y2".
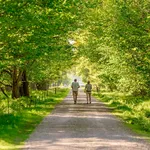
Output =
[{"x1": 23, "y1": 89, "x2": 150, "y2": 150}]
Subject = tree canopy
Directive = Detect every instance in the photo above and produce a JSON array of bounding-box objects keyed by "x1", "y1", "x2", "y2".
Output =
[
  {"x1": 72, "y1": 0, "x2": 150, "y2": 95},
  {"x1": 0, "y1": 0, "x2": 150, "y2": 97}
]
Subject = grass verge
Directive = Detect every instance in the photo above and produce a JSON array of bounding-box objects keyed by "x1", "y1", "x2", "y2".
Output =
[
  {"x1": 93, "y1": 91, "x2": 150, "y2": 141},
  {"x1": 0, "y1": 88, "x2": 69, "y2": 150}
]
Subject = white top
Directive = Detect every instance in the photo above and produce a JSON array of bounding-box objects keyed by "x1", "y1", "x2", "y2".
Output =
[{"x1": 71, "y1": 82, "x2": 80, "y2": 91}]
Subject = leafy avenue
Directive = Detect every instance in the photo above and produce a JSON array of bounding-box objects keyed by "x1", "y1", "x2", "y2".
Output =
[{"x1": 0, "y1": 0, "x2": 150, "y2": 149}]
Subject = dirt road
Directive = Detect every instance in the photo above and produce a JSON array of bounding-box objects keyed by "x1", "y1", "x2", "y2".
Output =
[{"x1": 23, "y1": 90, "x2": 150, "y2": 150}]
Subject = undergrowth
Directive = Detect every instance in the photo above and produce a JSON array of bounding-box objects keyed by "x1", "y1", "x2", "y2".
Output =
[
  {"x1": 93, "y1": 91, "x2": 150, "y2": 138},
  {"x1": 0, "y1": 88, "x2": 69, "y2": 150}
]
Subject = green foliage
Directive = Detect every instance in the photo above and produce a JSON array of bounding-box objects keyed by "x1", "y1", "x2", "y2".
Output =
[
  {"x1": 72, "y1": 0, "x2": 150, "y2": 95},
  {"x1": 0, "y1": 88, "x2": 69, "y2": 149},
  {"x1": 0, "y1": 0, "x2": 83, "y2": 98},
  {"x1": 93, "y1": 91, "x2": 150, "y2": 134},
  {"x1": 0, "y1": 0, "x2": 149, "y2": 96},
  {"x1": 0, "y1": 0, "x2": 150, "y2": 145}
]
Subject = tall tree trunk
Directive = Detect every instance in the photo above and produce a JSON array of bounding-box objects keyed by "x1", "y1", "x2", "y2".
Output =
[
  {"x1": 20, "y1": 70, "x2": 29, "y2": 97},
  {"x1": 12, "y1": 67, "x2": 20, "y2": 98}
]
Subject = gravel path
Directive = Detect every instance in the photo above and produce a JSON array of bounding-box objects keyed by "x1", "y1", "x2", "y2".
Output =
[{"x1": 23, "y1": 90, "x2": 150, "y2": 150}]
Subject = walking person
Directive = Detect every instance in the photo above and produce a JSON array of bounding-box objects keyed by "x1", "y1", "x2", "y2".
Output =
[
  {"x1": 71, "y1": 79, "x2": 80, "y2": 104},
  {"x1": 85, "y1": 81, "x2": 92, "y2": 104}
]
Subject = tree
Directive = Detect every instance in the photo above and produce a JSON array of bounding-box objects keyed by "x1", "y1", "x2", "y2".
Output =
[
  {"x1": 0, "y1": 0, "x2": 81, "y2": 98},
  {"x1": 71, "y1": 0, "x2": 150, "y2": 95}
]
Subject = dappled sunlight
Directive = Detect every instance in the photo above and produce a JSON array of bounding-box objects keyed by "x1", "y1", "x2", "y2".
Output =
[
  {"x1": 23, "y1": 136, "x2": 148, "y2": 150},
  {"x1": 0, "y1": 140, "x2": 23, "y2": 150},
  {"x1": 43, "y1": 114, "x2": 118, "y2": 122},
  {"x1": 23, "y1": 90, "x2": 150, "y2": 149},
  {"x1": 1, "y1": 0, "x2": 150, "y2": 149}
]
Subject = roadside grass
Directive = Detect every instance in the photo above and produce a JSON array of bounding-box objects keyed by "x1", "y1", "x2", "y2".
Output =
[
  {"x1": 0, "y1": 88, "x2": 69, "y2": 150},
  {"x1": 93, "y1": 91, "x2": 150, "y2": 140}
]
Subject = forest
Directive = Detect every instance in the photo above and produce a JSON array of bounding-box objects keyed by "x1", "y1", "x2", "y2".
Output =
[
  {"x1": 1, "y1": 0, "x2": 150, "y2": 98},
  {"x1": 0, "y1": 0, "x2": 150, "y2": 148}
]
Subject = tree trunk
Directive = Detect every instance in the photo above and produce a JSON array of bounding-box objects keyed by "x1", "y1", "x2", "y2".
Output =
[
  {"x1": 12, "y1": 67, "x2": 20, "y2": 99},
  {"x1": 20, "y1": 70, "x2": 30, "y2": 97},
  {"x1": 96, "y1": 85, "x2": 99, "y2": 93}
]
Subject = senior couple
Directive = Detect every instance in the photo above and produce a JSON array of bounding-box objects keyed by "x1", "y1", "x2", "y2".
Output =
[{"x1": 71, "y1": 79, "x2": 92, "y2": 104}]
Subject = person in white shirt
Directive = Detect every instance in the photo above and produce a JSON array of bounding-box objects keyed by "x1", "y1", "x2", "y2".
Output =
[
  {"x1": 71, "y1": 79, "x2": 80, "y2": 104},
  {"x1": 85, "y1": 81, "x2": 92, "y2": 104}
]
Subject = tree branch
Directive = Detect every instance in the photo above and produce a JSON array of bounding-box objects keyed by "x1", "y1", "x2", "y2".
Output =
[
  {"x1": 1, "y1": 69, "x2": 12, "y2": 77},
  {"x1": 0, "y1": 81, "x2": 12, "y2": 87},
  {"x1": 0, "y1": 87, "x2": 9, "y2": 98}
]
